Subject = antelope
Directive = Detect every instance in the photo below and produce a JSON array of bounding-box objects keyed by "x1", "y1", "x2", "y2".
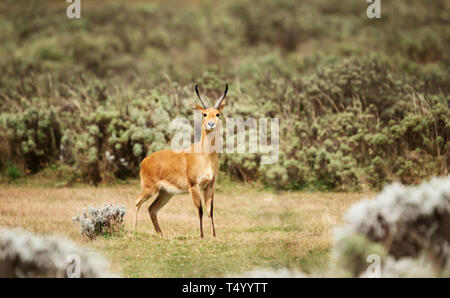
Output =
[{"x1": 133, "y1": 84, "x2": 228, "y2": 238}]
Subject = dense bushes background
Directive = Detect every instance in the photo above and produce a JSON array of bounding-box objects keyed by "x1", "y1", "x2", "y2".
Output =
[{"x1": 0, "y1": 0, "x2": 448, "y2": 189}]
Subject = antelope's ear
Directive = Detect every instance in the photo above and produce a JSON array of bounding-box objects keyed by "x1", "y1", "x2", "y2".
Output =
[
  {"x1": 218, "y1": 100, "x2": 226, "y2": 111},
  {"x1": 189, "y1": 102, "x2": 203, "y2": 112}
]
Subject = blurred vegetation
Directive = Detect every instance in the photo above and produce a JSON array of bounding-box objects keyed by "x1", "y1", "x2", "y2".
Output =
[{"x1": 0, "y1": 0, "x2": 448, "y2": 189}]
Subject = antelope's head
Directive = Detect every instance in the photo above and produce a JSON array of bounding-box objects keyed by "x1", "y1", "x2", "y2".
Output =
[{"x1": 191, "y1": 84, "x2": 228, "y2": 132}]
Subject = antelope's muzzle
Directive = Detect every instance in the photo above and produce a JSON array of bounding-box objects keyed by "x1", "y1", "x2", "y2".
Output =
[{"x1": 206, "y1": 121, "x2": 216, "y2": 130}]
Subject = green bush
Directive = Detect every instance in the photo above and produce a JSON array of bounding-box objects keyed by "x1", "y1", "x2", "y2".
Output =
[
  {"x1": 1, "y1": 105, "x2": 61, "y2": 173},
  {"x1": 5, "y1": 161, "x2": 21, "y2": 181},
  {"x1": 0, "y1": 0, "x2": 448, "y2": 189}
]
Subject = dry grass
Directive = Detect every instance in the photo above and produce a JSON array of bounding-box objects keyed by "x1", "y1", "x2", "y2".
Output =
[{"x1": 0, "y1": 180, "x2": 370, "y2": 277}]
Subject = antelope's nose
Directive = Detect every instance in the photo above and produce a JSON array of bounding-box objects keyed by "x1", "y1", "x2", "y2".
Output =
[{"x1": 207, "y1": 121, "x2": 215, "y2": 129}]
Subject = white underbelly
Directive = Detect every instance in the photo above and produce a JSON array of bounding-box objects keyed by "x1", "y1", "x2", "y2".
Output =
[{"x1": 158, "y1": 181, "x2": 187, "y2": 194}]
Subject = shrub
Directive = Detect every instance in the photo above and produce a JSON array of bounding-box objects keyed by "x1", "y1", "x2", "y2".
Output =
[
  {"x1": 5, "y1": 161, "x2": 21, "y2": 181},
  {"x1": 73, "y1": 204, "x2": 126, "y2": 239},
  {"x1": 0, "y1": 228, "x2": 115, "y2": 277},
  {"x1": 232, "y1": 268, "x2": 307, "y2": 278},
  {"x1": 1, "y1": 106, "x2": 61, "y2": 173},
  {"x1": 333, "y1": 175, "x2": 450, "y2": 276}
]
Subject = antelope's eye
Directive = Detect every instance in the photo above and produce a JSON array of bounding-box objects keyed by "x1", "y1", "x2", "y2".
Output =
[
  {"x1": 216, "y1": 114, "x2": 220, "y2": 117},
  {"x1": 203, "y1": 114, "x2": 207, "y2": 118}
]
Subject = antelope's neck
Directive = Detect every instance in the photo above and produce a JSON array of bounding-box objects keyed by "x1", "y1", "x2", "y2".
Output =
[{"x1": 191, "y1": 129, "x2": 218, "y2": 157}]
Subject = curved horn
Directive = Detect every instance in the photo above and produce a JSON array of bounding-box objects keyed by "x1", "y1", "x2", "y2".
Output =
[
  {"x1": 195, "y1": 84, "x2": 209, "y2": 109},
  {"x1": 214, "y1": 83, "x2": 228, "y2": 109}
]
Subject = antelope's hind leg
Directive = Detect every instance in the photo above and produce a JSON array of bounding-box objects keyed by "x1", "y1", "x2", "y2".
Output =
[
  {"x1": 133, "y1": 187, "x2": 158, "y2": 230},
  {"x1": 148, "y1": 190, "x2": 173, "y2": 237}
]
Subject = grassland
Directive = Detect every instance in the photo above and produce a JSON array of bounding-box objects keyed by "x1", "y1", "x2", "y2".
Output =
[
  {"x1": 0, "y1": 0, "x2": 447, "y2": 278},
  {"x1": 0, "y1": 180, "x2": 368, "y2": 277}
]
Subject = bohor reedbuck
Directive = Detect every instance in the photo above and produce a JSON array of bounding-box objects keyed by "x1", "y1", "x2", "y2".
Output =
[{"x1": 133, "y1": 84, "x2": 228, "y2": 238}]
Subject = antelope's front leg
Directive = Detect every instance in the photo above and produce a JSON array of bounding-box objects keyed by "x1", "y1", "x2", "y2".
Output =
[
  {"x1": 204, "y1": 183, "x2": 216, "y2": 237},
  {"x1": 189, "y1": 186, "x2": 204, "y2": 238}
]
